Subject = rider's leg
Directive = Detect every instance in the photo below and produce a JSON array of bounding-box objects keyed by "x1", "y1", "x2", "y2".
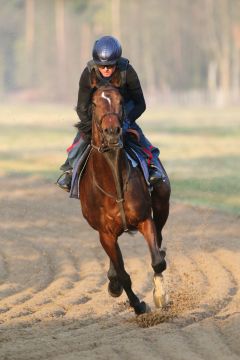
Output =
[
  {"x1": 130, "y1": 123, "x2": 167, "y2": 185},
  {"x1": 123, "y1": 100, "x2": 166, "y2": 184},
  {"x1": 57, "y1": 132, "x2": 89, "y2": 192}
]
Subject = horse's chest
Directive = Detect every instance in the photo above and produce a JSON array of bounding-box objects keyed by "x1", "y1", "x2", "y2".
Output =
[
  {"x1": 80, "y1": 161, "x2": 150, "y2": 233},
  {"x1": 81, "y1": 188, "x2": 123, "y2": 230}
]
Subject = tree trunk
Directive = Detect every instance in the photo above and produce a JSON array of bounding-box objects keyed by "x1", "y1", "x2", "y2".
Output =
[
  {"x1": 232, "y1": 24, "x2": 240, "y2": 101},
  {"x1": 25, "y1": 0, "x2": 35, "y2": 86},
  {"x1": 217, "y1": 0, "x2": 231, "y2": 105},
  {"x1": 111, "y1": 0, "x2": 121, "y2": 41},
  {"x1": 55, "y1": 0, "x2": 66, "y2": 99},
  {"x1": 218, "y1": 41, "x2": 230, "y2": 104},
  {"x1": 80, "y1": 22, "x2": 91, "y2": 70},
  {"x1": 141, "y1": 1, "x2": 156, "y2": 99},
  {"x1": 208, "y1": 61, "x2": 217, "y2": 102}
]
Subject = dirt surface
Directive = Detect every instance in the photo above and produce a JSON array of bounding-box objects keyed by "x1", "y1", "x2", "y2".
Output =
[{"x1": 0, "y1": 176, "x2": 239, "y2": 360}]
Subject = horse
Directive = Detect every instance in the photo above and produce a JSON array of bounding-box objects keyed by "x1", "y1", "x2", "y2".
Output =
[{"x1": 79, "y1": 82, "x2": 171, "y2": 315}]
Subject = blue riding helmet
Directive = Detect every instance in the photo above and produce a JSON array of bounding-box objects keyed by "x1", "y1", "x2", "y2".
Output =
[{"x1": 92, "y1": 36, "x2": 122, "y2": 66}]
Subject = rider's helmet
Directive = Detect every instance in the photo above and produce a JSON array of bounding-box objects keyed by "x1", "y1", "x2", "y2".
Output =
[{"x1": 92, "y1": 36, "x2": 122, "y2": 66}]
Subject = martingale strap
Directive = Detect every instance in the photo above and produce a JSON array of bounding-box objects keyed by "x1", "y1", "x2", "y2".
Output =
[{"x1": 103, "y1": 151, "x2": 129, "y2": 232}]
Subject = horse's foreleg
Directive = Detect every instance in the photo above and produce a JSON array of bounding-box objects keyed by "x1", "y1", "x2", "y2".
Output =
[
  {"x1": 138, "y1": 218, "x2": 169, "y2": 308},
  {"x1": 100, "y1": 232, "x2": 146, "y2": 315},
  {"x1": 151, "y1": 177, "x2": 171, "y2": 248},
  {"x1": 107, "y1": 260, "x2": 123, "y2": 298}
]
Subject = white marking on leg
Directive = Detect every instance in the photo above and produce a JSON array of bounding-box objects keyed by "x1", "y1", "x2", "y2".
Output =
[{"x1": 153, "y1": 274, "x2": 169, "y2": 308}]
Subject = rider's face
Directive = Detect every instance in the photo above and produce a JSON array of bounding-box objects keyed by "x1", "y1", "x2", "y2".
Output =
[{"x1": 97, "y1": 65, "x2": 116, "y2": 78}]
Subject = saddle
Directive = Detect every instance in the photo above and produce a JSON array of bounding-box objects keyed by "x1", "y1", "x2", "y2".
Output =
[{"x1": 69, "y1": 140, "x2": 150, "y2": 199}]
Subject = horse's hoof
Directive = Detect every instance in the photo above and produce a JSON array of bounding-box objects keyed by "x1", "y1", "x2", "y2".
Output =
[
  {"x1": 108, "y1": 280, "x2": 123, "y2": 298},
  {"x1": 133, "y1": 301, "x2": 147, "y2": 315},
  {"x1": 153, "y1": 274, "x2": 169, "y2": 308}
]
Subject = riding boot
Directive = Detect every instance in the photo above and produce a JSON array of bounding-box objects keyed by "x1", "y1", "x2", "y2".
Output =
[
  {"x1": 56, "y1": 132, "x2": 89, "y2": 192},
  {"x1": 148, "y1": 158, "x2": 167, "y2": 185},
  {"x1": 57, "y1": 170, "x2": 72, "y2": 192}
]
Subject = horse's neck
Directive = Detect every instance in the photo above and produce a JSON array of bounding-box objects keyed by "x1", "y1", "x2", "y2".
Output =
[
  {"x1": 91, "y1": 148, "x2": 128, "y2": 189},
  {"x1": 91, "y1": 116, "x2": 102, "y2": 148}
]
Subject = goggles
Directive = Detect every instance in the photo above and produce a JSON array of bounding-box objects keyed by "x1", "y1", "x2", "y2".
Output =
[{"x1": 97, "y1": 64, "x2": 116, "y2": 69}]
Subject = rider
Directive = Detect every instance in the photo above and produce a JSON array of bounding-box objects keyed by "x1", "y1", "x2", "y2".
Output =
[{"x1": 57, "y1": 35, "x2": 167, "y2": 191}]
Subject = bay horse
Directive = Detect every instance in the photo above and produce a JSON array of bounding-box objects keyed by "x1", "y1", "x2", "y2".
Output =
[{"x1": 79, "y1": 83, "x2": 170, "y2": 315}]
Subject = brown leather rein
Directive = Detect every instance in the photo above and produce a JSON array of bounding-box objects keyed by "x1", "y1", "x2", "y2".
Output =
[{"x1": 91, "y1": 111, "x2": 130, "y2": 231}]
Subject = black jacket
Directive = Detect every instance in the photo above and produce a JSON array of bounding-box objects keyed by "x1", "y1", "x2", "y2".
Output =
[{"x1": 76, "y1": 60, "x2": 146, "y2": 136}]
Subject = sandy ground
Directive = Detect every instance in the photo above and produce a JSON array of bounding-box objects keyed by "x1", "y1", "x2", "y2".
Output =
[{"x1": 0, "y1": 176, "x2": 239, "y2": 360}]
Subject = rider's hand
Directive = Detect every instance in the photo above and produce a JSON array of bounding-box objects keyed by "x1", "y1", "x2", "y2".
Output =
[
  {"x1": 126, "y1": 129, "x2": 140, "y2": 143},
  {"x1": 122, "y1": 119, "x2": 140, "y2": 143}
]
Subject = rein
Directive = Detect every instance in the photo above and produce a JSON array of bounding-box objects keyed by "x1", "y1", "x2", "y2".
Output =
[
  {"x1": 92, "y1": 151, "x2": 131, "y2": 200},
  {"x1": 91, "y1": 146, "x2": 131, "y2": 232},
  {"x1": 91, "y1": 90, "x2": 129, "y2": 231}
]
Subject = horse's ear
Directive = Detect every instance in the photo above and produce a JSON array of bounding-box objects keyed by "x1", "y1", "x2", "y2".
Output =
[
  {"x1": 111, "y1": 69, "x2": 122, "y2": 88},
  {"x1": 90, "y1": 69, "x2": 98, "y2": 88}
]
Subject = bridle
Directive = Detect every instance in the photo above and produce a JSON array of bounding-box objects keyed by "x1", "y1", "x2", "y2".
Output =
[
  {"x1": 91, "y1": 85, "x2": 124, "y2": 152},
  {"x1": 91, "y1": 95, "x2": 124, "y2": 152}
]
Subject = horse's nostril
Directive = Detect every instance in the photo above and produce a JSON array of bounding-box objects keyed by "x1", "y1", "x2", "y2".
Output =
[{"x1": 116, "y1": 127, "x2": 121, "y2": 135}]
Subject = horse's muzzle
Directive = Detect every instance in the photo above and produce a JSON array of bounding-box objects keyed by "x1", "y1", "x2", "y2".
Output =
[{"x1": 104, "y1": 127, "x2": 122, "y2": 148}]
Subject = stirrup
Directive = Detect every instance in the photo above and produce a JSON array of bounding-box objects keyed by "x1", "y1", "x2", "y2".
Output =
[
  {"x1": 55, "y1": 171, "x2": 72, "y2": 192},
  {"x1": 149, "y1": 164, "x2": 165, "y2": 185}
]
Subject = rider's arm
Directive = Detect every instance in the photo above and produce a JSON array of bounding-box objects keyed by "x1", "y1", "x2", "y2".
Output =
[
  {"x1": 76, "y1": 67, "x2": 93, "y2": 136},
  {"x1": 126, "y1": 65, "x2": 146, "y2": 124}
]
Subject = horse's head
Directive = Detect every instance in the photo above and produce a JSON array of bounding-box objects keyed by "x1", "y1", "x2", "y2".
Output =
[{"x1": 91, "y1": 85, "x2": 123, "y2": 151}]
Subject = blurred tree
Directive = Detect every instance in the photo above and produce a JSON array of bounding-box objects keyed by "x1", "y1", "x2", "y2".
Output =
[
  {"x1": 55, "y1": 0, "x2": 66, "y2": 99},
  {"x1": 0, "y1": 0, "x2": 24, "y2": 94},
  {"x1": 0, "y1": 0, "x2": 239, "y2": 104},
  {"x1": 232, "y1": 24, "x2": 240, "y2": 99},
  {"x1": 24, "y1": 0, "x2": 35, "y2": 87},
  {"x1": 202, "y1": 0, "x2": 240, "y2": 104},
  {"x1": 111, "y1": 0, "x2": 121, "y2": 41}
]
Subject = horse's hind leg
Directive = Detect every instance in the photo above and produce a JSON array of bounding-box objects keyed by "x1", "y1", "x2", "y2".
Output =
[
  {"x1": 100, "y1": 232, "x2": 146, "y2": 315},
  {"x1": 151, "y1": 173, "x2": 171, "y2": 249},
  {"x1": 107, "y1": 260, "x2": 123, "y2": 297},
  {"x1": 138, "y1": 218, "x2": 166, "y2": 274}
]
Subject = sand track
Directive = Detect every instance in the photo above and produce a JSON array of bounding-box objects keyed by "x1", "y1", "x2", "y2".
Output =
[{"x1": 0, "y1": 177, "x2": 239, "y2": 359}]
